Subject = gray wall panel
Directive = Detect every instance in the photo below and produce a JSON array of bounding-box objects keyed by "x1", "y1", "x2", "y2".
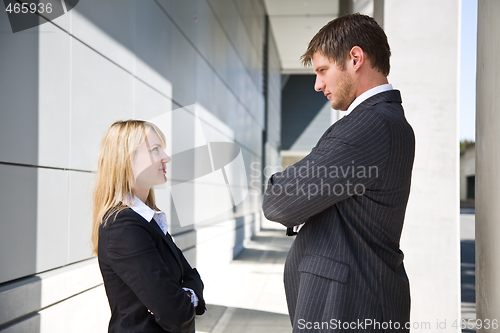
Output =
[
  {"x1": 70, "y1": 39, "x2": 134, "y2": 171},
  {"x1": 0, "y1": 15, "x2": 38, "y2": 166},
  {"x1": 72, "y1": 0, "x2": 136, "y2": 73},
  {"x1": 0, "y1": 0, "x2": 275, "y2": 328},
  {"x1": 38, "y1": 20, "x2": 71, "y2": 169},
  {"x1": 133, "y1": 77, "x2": 172, "y2": 120},
  {"x1": 155, "y1": 0, "x2": 198, "y2": 45},
  {"x1": 68, "y1": 171, "x2": 94, "y2": 263},
  {"x1": 169, "y1": 25, "x2": 198, "y2": 107},
  {"x1": 0, "y1": 164, "x2": 37, "y2": 284},
  {"x1": 196, "y1": 54, "x2": 217, "y2": 113},
  {"x1": 36, "y1": 168, "x2": 69, "y2": 272},
  {"x1": 134, "y1": 0, "x2": 174, "y2": 98}
]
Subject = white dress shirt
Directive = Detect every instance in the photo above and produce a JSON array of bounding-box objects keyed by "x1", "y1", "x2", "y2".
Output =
[
  {"x1": 346, "y1": 83, "x2": 393, "y2": 113},
  {"x1": 125, "y1": 195, "x2": 169, "y2": 234},
  {"x1": 124, "y1": 195, "x2": 198, "y2": 307}
]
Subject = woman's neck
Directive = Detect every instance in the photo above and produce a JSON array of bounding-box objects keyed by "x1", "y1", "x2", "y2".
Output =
[{"x1": 133, "y1": 186, "x2": 149, "y2": 203}]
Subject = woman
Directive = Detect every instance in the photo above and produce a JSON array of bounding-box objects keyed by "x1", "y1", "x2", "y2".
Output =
[{"x1": 91, "y1": 120, "x2": 205, "y2": 333}]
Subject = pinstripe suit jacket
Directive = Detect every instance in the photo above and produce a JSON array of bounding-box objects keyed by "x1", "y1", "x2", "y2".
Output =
[{"x1": 263, "y1": 90, "x2": 415, "y2": 332}]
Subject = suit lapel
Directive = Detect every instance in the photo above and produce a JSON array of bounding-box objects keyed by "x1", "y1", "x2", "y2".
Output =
[{"x1": 150, "y1": 219, "x2": 184, "y2": 276}]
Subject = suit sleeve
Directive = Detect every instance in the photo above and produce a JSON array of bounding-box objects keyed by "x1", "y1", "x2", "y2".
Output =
[
  {"x1": 181, "y1": 269, "x2": 206, "y2": 315},
  {"x1": 262, "y1": 113, "x2": 391, "y2": 227},
  {"x1": 176, "y1": 247, "x2": 206, "y2": 315},
  {"x1": 106, "y1": 218, "x2": 195, "y2": 333}
]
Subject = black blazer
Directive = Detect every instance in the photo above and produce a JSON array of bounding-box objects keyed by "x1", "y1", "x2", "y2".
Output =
[
  {"x1": 98, "y1": 207, "x2": 205, "y2": 333},
  {"x1": 263, "y1": 90, "x2": 415, "y2": 332}
]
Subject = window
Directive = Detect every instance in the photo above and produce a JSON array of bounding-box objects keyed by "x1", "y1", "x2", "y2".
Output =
[{"x1": 467, "y1": 176, "x2": 475, "y2": 199}]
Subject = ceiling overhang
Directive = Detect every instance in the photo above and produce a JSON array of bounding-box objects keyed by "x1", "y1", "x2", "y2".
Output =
[{"x1": 263, "y1": 0, "x2": 377, "y2": 74}]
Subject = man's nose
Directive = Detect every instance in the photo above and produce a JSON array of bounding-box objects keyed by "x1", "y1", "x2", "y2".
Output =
[{"x1": 314, "y1": 76, "x2": 324, "y2": 92}]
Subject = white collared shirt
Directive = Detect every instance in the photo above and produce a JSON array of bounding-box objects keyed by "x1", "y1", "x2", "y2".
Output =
[
  {"x1": 125, "y1": 195, "x2": 169, "y2": 235},
  {"x1": 346, "y1": 83, "x2": 393, "y2": 113},
  {"x1": 123, "y1": 195, "x2": 198, "y2": 307}
]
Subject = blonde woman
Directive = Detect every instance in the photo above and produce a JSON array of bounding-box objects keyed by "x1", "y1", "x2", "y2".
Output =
[{"x1": 92, "y1": 120, "x2": 205, "y2": 333}]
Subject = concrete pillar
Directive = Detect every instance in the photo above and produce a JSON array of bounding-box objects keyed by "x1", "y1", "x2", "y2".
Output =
[
  {"x1": 476, "y1": 1, "x2": 500, "y2": 331},
  {"x1": 384, "y1": 1, "x2": 461, "y2": 330}
]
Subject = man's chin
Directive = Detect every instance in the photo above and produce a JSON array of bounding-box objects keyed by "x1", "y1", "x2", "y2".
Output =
[{"x1": 330, "y1": 101, "x2": 348, "y2": 111}]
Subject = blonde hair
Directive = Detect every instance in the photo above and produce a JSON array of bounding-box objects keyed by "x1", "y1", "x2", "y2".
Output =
[{"x1": 91, "y1": 120, "x2": 167, "y2": 255}]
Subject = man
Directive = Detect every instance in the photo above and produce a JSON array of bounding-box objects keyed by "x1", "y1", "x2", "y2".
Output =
[{"x1": 262, "y1": 14, "x2": 415, "y2": 332}]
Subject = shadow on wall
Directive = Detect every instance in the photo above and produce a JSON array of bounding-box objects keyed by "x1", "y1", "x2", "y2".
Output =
[
  {"x1": 0, "y1": 12, "x2": 42, "y2": 329},
  {"x1": 281, "y1": 75, "x2": 330, "y2": 151},
  {"x1": 0, "y1": 276, "x2": 41, "y2": 331}
]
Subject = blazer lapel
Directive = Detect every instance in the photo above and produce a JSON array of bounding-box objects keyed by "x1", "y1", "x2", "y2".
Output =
[{"x1": 150, "y1": 219, "x2": 184, "y2": 276}]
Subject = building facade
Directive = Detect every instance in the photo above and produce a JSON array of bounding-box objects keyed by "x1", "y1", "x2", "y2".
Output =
[
  {"x1": 0, "y1": 0, "x2": 280, "y2": 331},
  {"x1": 1, "y1": 0, "x2": 487, "y2": 332}
]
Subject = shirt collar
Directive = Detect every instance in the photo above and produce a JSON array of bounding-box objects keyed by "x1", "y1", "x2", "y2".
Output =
[
  {"x1": 124, "y1": 195, "x2": 168, "y2": 232},
  {"x1": 346, "y1": 83, "x2": 393, "y2": 113}
]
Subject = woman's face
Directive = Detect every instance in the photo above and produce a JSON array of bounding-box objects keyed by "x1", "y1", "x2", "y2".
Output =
[{"x1": 132, "y1": 130, "x2": 171, "y2": 190}]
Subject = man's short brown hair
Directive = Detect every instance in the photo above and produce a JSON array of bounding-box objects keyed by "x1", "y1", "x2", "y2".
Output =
[{"x1": 301, "y1": 13, "x2": 391, "y2": 76}]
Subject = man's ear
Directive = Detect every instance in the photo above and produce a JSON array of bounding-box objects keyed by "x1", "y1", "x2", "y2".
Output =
[{"x1": 349, "y1": 46, "x2": 364, "y2": 71}]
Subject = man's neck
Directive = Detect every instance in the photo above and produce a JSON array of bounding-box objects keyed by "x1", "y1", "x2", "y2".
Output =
[{"x1": 355, "y1": 76, "x2": 389, "y2": 98}]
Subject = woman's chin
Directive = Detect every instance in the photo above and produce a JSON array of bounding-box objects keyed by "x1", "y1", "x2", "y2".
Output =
[{"x1": 155, "y1": 176, "x2": 167, "y2": 185}]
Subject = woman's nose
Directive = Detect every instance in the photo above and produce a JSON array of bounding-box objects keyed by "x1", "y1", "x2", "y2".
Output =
[{"x1": 161, "y1": 151, "x2": 171, "y2": 163}]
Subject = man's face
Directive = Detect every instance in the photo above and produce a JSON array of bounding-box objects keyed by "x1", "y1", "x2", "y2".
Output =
[{"x1": 312, "y1": 52, "x2": 356, "y2": 111}]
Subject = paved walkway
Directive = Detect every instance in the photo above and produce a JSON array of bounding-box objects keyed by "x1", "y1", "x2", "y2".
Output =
[
  {"x1": 195, "y1": 219, "x2": 293, "y2": 333},
  {"x1": 196, "y1": 212, "x2": 476, "y2": 333}
]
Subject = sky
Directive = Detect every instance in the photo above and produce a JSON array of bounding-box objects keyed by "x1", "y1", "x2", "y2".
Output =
[{"x1": 459, "y1": 0, "x2": 478, "y2": 142}]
